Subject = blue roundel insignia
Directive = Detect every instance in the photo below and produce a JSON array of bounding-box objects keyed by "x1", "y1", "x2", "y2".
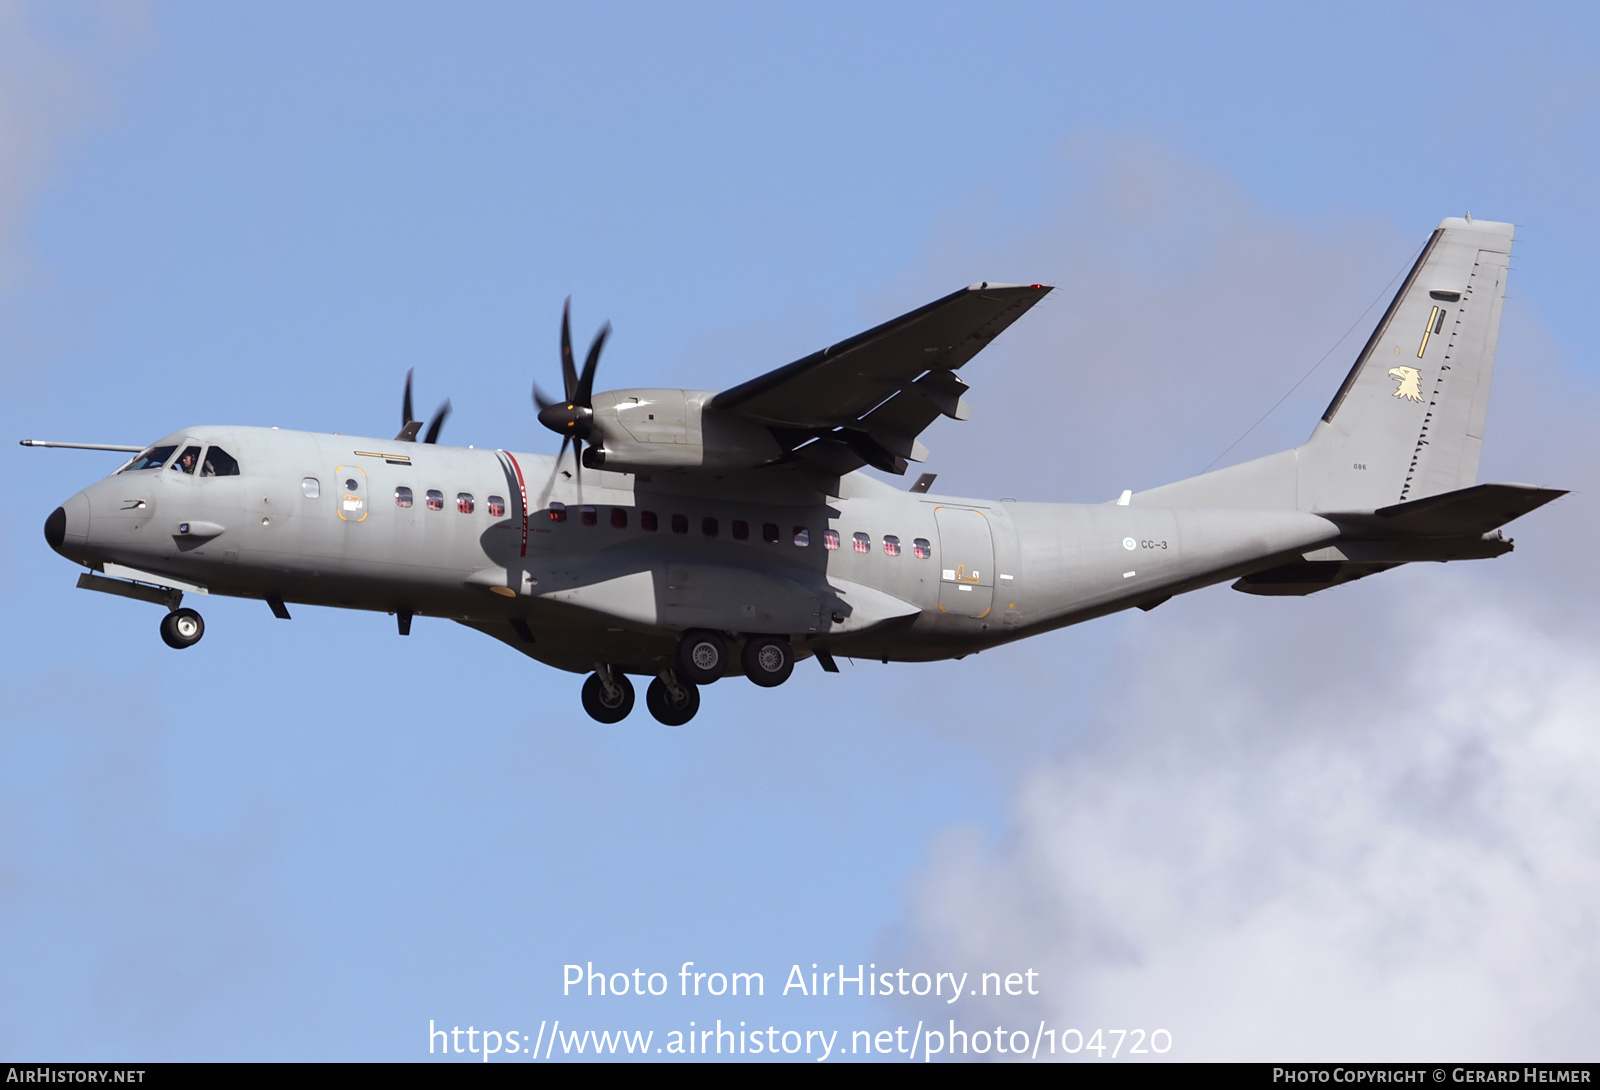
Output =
[{"x1": 1123, "y1": 537, "x2": 1136, "y2": 550}]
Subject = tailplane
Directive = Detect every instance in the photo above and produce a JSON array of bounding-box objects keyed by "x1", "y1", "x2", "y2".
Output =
[{"x1": 1231, "y1": 482, "x2": 1565, "y2": 596}]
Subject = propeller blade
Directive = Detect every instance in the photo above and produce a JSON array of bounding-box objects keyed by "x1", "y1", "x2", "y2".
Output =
[
  {"x1": 537, "y1": 435, "x2": 572, "y2": 507},
  {"x1": 535, "y1": 300, "x2": 608, "y2": 470},
  {"x1": 574, "y1": 323, "x2": 609, "y2": 407},
  {"x1": 572, "y1": 435, "x2": 583, "y2": 500},
  {"x1": 396, "y1": 369, "x2": 423, "y2": 441},
  {"x1": 422, "y1": 399, "x2": 451, "y2": 445},
  {"x1": 560, "y1": 298, "x2": 577, "y2": 402}
]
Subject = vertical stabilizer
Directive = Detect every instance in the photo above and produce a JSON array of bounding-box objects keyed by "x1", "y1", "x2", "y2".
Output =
[{"x1": 1303, "y1": 217, "x2": 1513, "y2": 511}]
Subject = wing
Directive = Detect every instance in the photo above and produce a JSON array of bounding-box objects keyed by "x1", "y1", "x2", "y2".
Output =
[{"x1": 709, "y1": 282, "x2": 1051, "y2": 475}]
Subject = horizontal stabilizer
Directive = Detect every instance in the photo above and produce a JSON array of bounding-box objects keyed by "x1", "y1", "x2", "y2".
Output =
[{"x1": 1332, "y1": 482, "x2": 1566, "y2": 537}]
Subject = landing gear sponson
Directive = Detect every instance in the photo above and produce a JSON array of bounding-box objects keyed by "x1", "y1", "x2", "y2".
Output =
[{"x1": 578, "y1": 632, "x2": 797, "y2": 725}]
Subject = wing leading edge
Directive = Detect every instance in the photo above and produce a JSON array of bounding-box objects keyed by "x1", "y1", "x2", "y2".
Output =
[{"x1": 710, "y1": 282, "x2": 1051, "y2": 475}]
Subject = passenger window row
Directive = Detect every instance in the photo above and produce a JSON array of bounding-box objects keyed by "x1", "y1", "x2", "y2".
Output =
[
  {"x1": 380, "y1": 489, "x2": 930, "y2": 558},
  {"x1": 393, "y1": 486, "x2": 506, "y2": 517},
  {"x1": 543, "y1": 502, "x2": 929, "y2": 558}
]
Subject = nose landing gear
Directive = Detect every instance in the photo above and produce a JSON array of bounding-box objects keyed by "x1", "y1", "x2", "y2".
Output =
[{"x1": 159, "y1": 607, "x2": 205, "y2": 649}]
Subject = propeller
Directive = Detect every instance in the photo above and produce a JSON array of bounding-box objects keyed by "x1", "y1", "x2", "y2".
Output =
[
  {"x1": 397, "y1": 369, "x2": 451, "y2": 444},
  {"x1": 533, "y1": 299, "x2": 609, "y2": 498}
]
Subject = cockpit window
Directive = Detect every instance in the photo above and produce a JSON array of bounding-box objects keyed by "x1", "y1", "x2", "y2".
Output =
[
  {"x1": 200, "y1": 447, "x2": 240, "y2": 477},
  {"x1": 170, "y1": 446, "x2": 202, "y2": 474},
  {"x1": 126, "y1": 446, "x2": 177, "y2": 472}
]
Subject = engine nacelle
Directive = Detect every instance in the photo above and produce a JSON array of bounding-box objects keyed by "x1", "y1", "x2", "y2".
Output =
[{"x1": 582, "y1": 389, "x2": 784, "y2": 472}]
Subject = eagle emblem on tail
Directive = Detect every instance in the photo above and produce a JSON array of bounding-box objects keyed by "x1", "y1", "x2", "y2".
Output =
[{"x1": 1388, "y1": 366, "x2": 1423, "y2": 402}]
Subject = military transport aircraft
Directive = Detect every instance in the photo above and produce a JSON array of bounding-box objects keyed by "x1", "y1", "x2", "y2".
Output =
[{"x1": 28, "y1": 216, "x2": 1564, "y2": 725}]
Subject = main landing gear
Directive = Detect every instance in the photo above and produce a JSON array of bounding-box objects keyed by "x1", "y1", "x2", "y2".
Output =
[
  {"x1": 646, "y1": 673, "x2": 700, "y2": 726},
  {"x1": 741, "y1": 635, "x2": 794, "y2": 687},
  {"x1": 675, "y1": 629, "x2": 728, "y2": 685},
  {"x1": 581, "y1": 666, "x2": 701, "y2": 726},
  {"x1": 580, "y1": 666, "x2": 635, "y2": 724},
  {"x1": 577, "y1": 633, "x2": 797, "y2": 727},
  {"x1": 159, "y1": 607, "x2": 205, "y2": 649}
]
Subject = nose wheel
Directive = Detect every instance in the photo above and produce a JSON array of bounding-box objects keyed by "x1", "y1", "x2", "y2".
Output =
[{"x1": 159, "y1": 608, "x2": 205, "y2": 649}]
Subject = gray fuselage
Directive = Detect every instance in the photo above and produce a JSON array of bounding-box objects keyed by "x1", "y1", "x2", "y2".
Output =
[{"x1": 51, "y1": 424, "x2": 1340, "y2": 675}]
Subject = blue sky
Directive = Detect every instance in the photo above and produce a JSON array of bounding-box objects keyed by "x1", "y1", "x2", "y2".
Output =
[{"x1": 2, "y1": 2, "x2": 1597, "y2": 1061}]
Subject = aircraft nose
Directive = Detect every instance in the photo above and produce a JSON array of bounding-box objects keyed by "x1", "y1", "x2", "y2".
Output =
[{"x1": 46, "y1": 491, "x2": 90, "y2": 555}]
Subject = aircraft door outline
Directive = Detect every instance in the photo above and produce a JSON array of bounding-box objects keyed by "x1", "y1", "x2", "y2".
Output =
[
  {"x1": 335, "y1": 465, "x2": 369, "y2": 522},
  {"x1": 933, "y1": 506, "x2": 995, "y2": 618}
]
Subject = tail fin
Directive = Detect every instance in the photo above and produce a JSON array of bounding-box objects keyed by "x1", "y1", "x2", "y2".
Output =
[
  {"x1": 1134, "y1": 217, "x2": 1515, "y2": 513},
  {"x1": 1302, "y1": 216, "x2": 1513, "y2": 510}
]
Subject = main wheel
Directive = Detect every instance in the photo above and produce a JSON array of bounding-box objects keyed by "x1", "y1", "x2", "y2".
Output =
[
  {"x1": 580, "y1": 671, "x2": 635, "y2": 723},
  {"x1": 675, "y1": 629, "x2": 728, "y2": 685},
  {"x1": 159, "y1": 608, "x2": 205, "y2": 649},
  {"x1": 741, "y1": 636, "x2": 794, "y2": 687},
  {"x1": 646, "y1": 676, "x2": 700, "y2": 726}
]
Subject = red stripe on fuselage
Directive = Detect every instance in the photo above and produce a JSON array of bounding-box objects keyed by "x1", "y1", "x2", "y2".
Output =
[{"x1": 501, "y1": 450, "x2": 530, "y2": 557}]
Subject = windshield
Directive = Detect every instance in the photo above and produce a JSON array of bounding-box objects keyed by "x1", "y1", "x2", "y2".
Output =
[{"x1": 122, "y1": 445, "x2": 177, "y2": 472}]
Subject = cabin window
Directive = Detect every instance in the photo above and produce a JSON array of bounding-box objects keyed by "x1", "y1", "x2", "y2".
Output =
[
  {"x1": 302, "y1": 477, "x2": 320, "y2": 499},
  {"x1": 426, "y1": 489, "x2": 445, "y2": 511},
  {"x1": 913, "y1": 537, "x2": 932, "y2": 559},
  {"x1": 732, "y1": 519, "x2": 749, "y2": 541},
  {"x1": 762, "y1": 522, "x2": 780, "y2": 543},
  {"x1": 641, "y1": 510, "x2": 658, "y2": 532},
  {"x1": 487, "y1": 495, "x2": 506, "y2": 517},
  {"x1": 883, "y1": 535, "x2": 901, "y2": 557},
  {"x1": 852, "y1": 532, "x2": 871, "y2": 554},
  {"x1": 200, "y1": 447, "x2": 240, "y2": 477},
  {"x1": 823, "y1": 529, "x2": 840, "y2": 550},
  {"x1": 125, "y1": 445, "x2": 177, "y2": 472},
  {"x1": 793, "y1": 527, "x2": 810, "y2": 547},
  {"x1": 171, "y1": 446, "x2": 202, "y2": 474},
  {"x1": 610, "y1": 508, "x2": 628, "y2": 529},
  {"x1": 671, "y1": 514, "x2": 688, "y2": 534},
  {"x1": 457, "y1": 492, "x2": 474, "y2": 514},
  {"x1": 548, "y1": 502, "x2": 567, "y2": 523},
  {"x1": 580, "y1": 505, "x2": 597, "y2": 526},
  {"x1": 702, "y1": 516, "x2": 718, "y2": 538},
  {"x1": 395, "y1": 486, "x2": 414, "y2": 508}
]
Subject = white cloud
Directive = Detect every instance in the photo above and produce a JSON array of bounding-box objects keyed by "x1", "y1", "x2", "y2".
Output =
[
  {"x1": 903, "y1": 587, "x2": 1600, "y2": 1060},
  {"x1": 885, "y1": 138, "x2": 1600, "y2": 1061}
]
